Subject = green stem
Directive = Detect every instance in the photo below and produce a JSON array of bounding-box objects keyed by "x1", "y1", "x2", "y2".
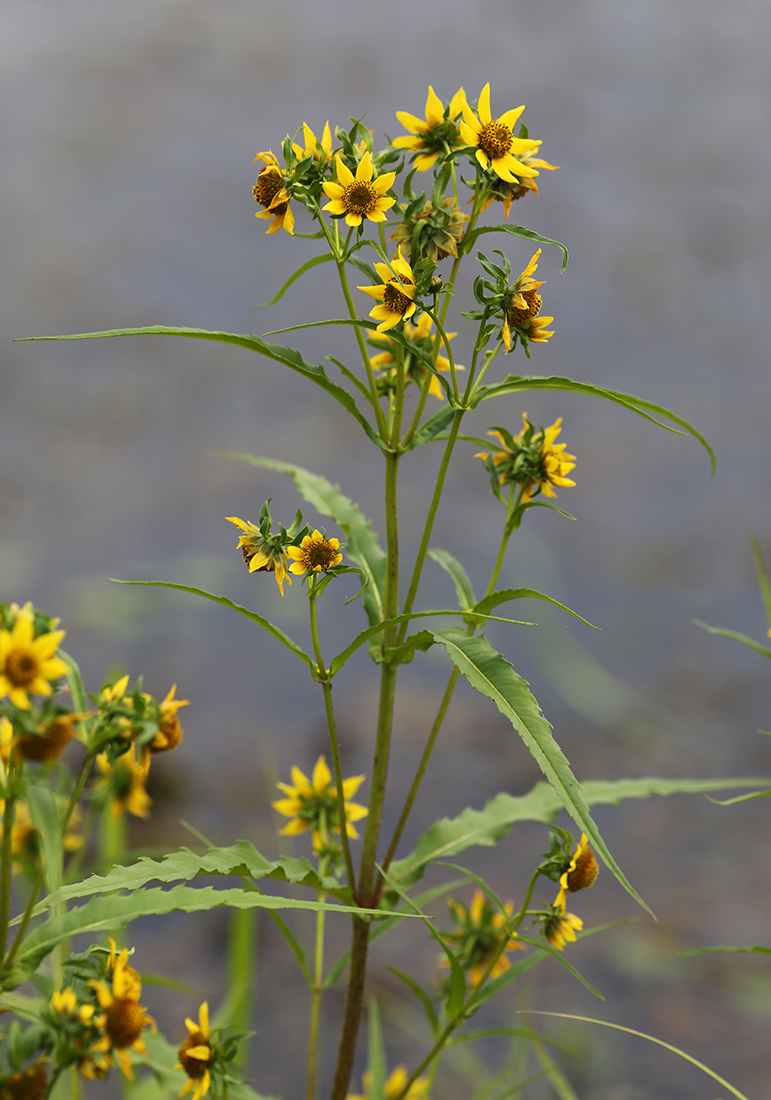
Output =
[
  {"x1": 307, "y1": 854, "x2": 329, "y2": 1100},
  {"x1": 0, "y1": 791, "x2": 17, "y2": 958},
  {"x1": 328, "y1": 917, "x2": 370, "y2": 1100},
  {"x1": 511, "y1": 869, "x2": 541, "y2": 934},
  {"x1": 227, "y1": 908, "x2": 256, "y2": 1073}
]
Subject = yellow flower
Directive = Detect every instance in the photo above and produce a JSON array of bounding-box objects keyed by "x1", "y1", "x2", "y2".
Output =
[
  {"x1": 0, "y1": 717, "x2": 13, "y2": 766},
  {"x1": 226, "y1": 516, "x2": 292, "y2": 596},
  {"x1": 0, "y1": 606, "x2": 68, "y2": 710},
  {"x1": 292, "y1": 121, "x2": 332, "y2": 165},
  {"x1": 358, "y1": 247, "x2": 417, "y2": 333},
  {"x1": 393, "y1": 85, "x2": 467, "y2": 171},
  {"x1": 91, "y1": 949, "x2": 156, "y2": 1079},
  {"x1": 543, "y1": 908, "x2": 583, "y2": 952},
  {"x1": 176, "y1": 1002, "x2": 214, "y2": 1100},
  {"x1": 252, "y1": 150, "x2": 294, "y2": 235},
  {"x1": 441, "y1": 890, "x2": 525, "y2": 985},
  {"x1": 16, "y1": 712, "x2": 81, "y2": 764},
  {"x1": 272, "y1": 756, "x2": 367, "y2": 853},
  {"x1": 286, "y1": 529, "x2": 343, "y2": 576},
  {"x1": 95, "y1": 745, "x2": 152, "y2": 819},
  {"x1": 554, "y1": 833, "x2": 599, "y2": 910},
  {"x1": 475, "y1": 413, "x2": 576, "y2": 504},
  {"x1": 368, "y1": 313, "x2": 464, "y2": 400},
  {"x1": 148, "y1": 685, "x2": 189, "y2": 754},
  {"x1": 500, "y1": 250, "x2": 554, "y2": 352},
  {"x1": 459, "y1": 83, "x2": 542, "y2": 183},
  {"x1": 322, "y1": 151, "x2": 396, "y2": 228},
  {"x1": 348, "y1": 1065, "x2": 430, "y2": 1100}
]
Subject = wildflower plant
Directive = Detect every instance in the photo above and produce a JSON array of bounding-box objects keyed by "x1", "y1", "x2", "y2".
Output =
[{"x1": 5, "y1": 82, "x2": 759, "y2": 1100}]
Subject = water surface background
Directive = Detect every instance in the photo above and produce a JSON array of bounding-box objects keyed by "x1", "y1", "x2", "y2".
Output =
[{"x1": 3, "y1": 1, "x2": 771, "y2": 1097}]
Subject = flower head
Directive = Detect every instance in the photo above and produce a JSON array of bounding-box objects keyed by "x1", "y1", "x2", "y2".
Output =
[
  {"x1": 292, "y1": 121, "x2": 332, "y2": 166},
  {"x1": 16, "y1": 712, "x2": 81, "y2": 764},
  {"x1": 148, "y1": 685, "x2": 189, "y2": 754},
  {"x1": 441, "y1": 889, "x2": 525, "y2": 986},
  {"x1": 272, "y1": 756, "x2": 367, "y2": 854},
  {"x1": 500, "y1": 250, "x2": 553, "y2": 352},
  {"x1": 0, "y1": 1060, "x2": 49, "y2": 1100},
  {"x1": 253, "y1": 151, "x2": 294, "y2": 235},
  {"x1": 553, "y1": 833, "x2": 599, "y2": 909},
  {"x1": 95, "y1": 745, "x2": 152, "y2": 819},
  {"x1": 358, "y1": 248, "x2": 418, "y2": 332},
  {"x1": 368, "y1": 313, "x2": 463, "y2": 401},
  {"x1": 286, "y1": 529, "x2": 343, "y2": 577},
  {"x1": 348, "y1": 1065, "x2": 430, "y2": 1100},
  {"x1": 227, "y1": 503, "x2": 299, "y2": 596},
  {"x1": 0, "y1": 605, "x2": 68, "y2": 710},
  {"x1": 475, "y1": 413, "x2": 576, "y2": 505},
  {"x1": 393, "y1": 85, "x2": 467, "y2": 172},
  {"x1": 323, "y1": 151, "x2": 396, "y2": 228},
  {"x1": 460, "y1": 84, "x2": 542, "y2": 183},
  {"x1": 90, "y1": 948, "x2": 155, "y2": 1079},
  {"x1": 390, "y1": 196, "x2": 469, "y2": 264},
  {"x1": 543, "y1": 906, "x2": 583, "y2": 952},
  {"x1": 176, "y1": 1002, "x2": 214, "y2": 1100}
]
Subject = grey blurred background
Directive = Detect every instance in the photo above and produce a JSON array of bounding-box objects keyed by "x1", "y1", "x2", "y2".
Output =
[{"x1": 2, "y1": 0, "x2": 771, "y2": 1097}]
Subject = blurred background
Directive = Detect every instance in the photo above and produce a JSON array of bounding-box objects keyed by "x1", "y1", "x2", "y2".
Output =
[{"x1": 2, "y1": 0, "x2": 771, "y2": 1096}]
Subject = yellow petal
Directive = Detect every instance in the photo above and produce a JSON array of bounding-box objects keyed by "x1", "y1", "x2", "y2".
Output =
[
  {"x1": 424, "y1": 85, "x2": 444, "y2": 128},
  {"x1": 477, "y1": 83, "x2": 492, "y2": 126},
  {"x1": 312, "y1": 755, "x2": 332, "y2": 794}
]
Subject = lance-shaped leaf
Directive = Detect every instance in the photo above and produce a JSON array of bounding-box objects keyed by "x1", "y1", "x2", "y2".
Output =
[
  {"x1": 112, "y1": 581, "x2": 314, "y2": 668},
  {"x1": 403, "y1": 405, "x2": 457, "y2": 452},
  {"x1": 473, "y1": 588, "x2": 598, "y2": 629},
  {"x1": 19, "y1": 326, "x2": 383, "y2": 449},
  {"x1": 8, "y1": 885, "x2": 418, "y2": 986},
  {"x1": 428, "y1": 548, "x2": 477, "y2": 611},
  {"x1": 428, "y1": 627, "x2": 652, "y2": 908},
  {"x1": 693, "y1": 620, "x2": 771, "y2": 659},
  {"x1": 215, "y1": 453, "x2": 387, "y2": 628},
  {"x1": 471, "y1": 374, "x2": 715, "y2": 473},
  {"x1": 389, "y1": 774, "x2": 771, "y2": 892},
  {"x1": 254, "y1": 252, "x2": 334, "y2": 309},
  {"x1": 461, "y1": 224, "x2": 569, "y2": 273},
  {"x1": 28, "y1": 842, "x2": 352, "y2": 918}
]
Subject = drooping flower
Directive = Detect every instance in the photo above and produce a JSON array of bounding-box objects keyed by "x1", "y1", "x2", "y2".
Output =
[
  {"x1": 272, "y1": 755, "x2": 367, "y2": 853},
  {"x1": 90, "y1": 949, "x2": 156, "y2": 1079},
  {"x1": 348, "y1": 1065, "x2": 431, "y2": 1100},
  {"x1": 554, "y1": 832, "x2": 599, "y2": 910},
  {"x1": 148, "y1": 685, "x2": 189, "y2": 754},
  {"x1": 292, "y1": 122, "x2": 332, "y2": 165},
  {"x1": 368, "y1": 313, "x2": 463, "y2": 400},
  {"x1": 286, "y1": 529, "x2": 343, "y2": 577},
  {"x1": 543, "y1": 907, "x2": 583, "y2": 952},
  {"x1": 390, "y1": 196, "x2": 469, "y2": 263},
  {"x1": 252, "y1": 151, "x2": 294, "y2": 235},
  {"x1": 358, "y1": 247, "x2": 418, "y2": 332},
  {"x1": 500, "y1": 250, "x2": 554, "y2": 352},
  {"x1": 322, "y1": 152, "x2": 396, "y2": 228},
  {"x1": 441, "y1": 889, "x2": 525, "y2": 985},
  {"x1": 227, "y1": 516, "x2": 292, "y2": 596},
  {"x1": 393, "y1": 85, "x2": 467, "y2": 171},
  {"x1": 176, "y1": 1002, "x2": 215, "y2": 1100},
  {"x1": 0, "y1": 605, "x2": 68, "y2": 710},
  {"x1": 95, "y1": 746, "x2": 152, "y2": 819},
  {"x1": 459, "y1": 84, "x2": 542, "y2": 183},
  {"x1": 475, "y1": 413, "x2": 576, "y2": 504}
]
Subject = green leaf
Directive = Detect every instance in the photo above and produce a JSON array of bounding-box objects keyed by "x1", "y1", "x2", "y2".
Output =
[
  {"x1": 388, "y1": 775, "x2": 770, "y2": 893},
  {"x1": 430, "y1": 627, "x2": 649, "y2": 912},
  {"x1": 26, "y1": 786, "x2": 62, "y2": 897},
  {"x1": 751, "y1": 533, "x2": 771, "y2": 630},
  {"x1": 384, "y1": 965, "x2": 439, "y2": 1036},
  {"x1": 382, "y1": 630, "x2": 435, "y2": 667},
  {"x1": 429, "y1": 548, "x2": 477, "y2": 611},
  {"x1": 402, "y1": 405, "x2": 457, "y2": 452},
  {"x1": 473, "y1": 588, "x2": 598, "y2": 629},
  {"x1": 705, "y1": 788, "x2": 771, "y2": 805},
  {"x1": 263, "y1": 318, "x2": 377, "y2": 336},
  {"x1": 215, "y1": 453, "x2": 387, "y2": 630},
  {"x1": 253, "y1": 253, "x2": 334, "y2": 308},
  {"x1": 677, "y1": 944, "x2": 771, "y2": 956},
  {"x1": 19, "y1": 326, "x2": 383, "y2": 450},
  {"x1": 462, "y1": 224, "x2": 569, "y2": 273},
  {"x1": 30, "y1": 841, "x2": 352, "y2": 916},
  {"x1": 11, "y1": 886, "x2": 418, "y2": 983},
  {"x1": 472, "y1": 375, "x2": 715, "y2": 473},
  {"x1": 59, "y1": 650, "x2": 90, "y2": 742},
  {"x1": 268, "y1": 910, "x2": 312, "y2": 985},
  {"x1": 112, "y1": 581, "x2": 315, "y2": 668},
  {"x1": 366, "y1": 998, "x2": 387, "y2": 1100},
  {"x1": 447, "y1": 1028, "x2": 573, "y2": 1055},
  {"x1": 693, "y1": 620, "x2": 771, "y2": 658}
]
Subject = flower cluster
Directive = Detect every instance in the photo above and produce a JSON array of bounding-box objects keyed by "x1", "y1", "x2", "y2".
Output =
[
  {"x1": 475, "y1": 413, "x2": 576, "y2": 505},
  {"x1": 441, "y1": 889, "x2": 524, "y2": 985},
  {"x1": 367, "y1": 313, "x2": 463, "y2": 401},
  {"x1": 228, "y1": 500, "x2": 344, "y2": 595},
  {"x1": 464, "y1": 249, "x2": 554, "y2": 356}
]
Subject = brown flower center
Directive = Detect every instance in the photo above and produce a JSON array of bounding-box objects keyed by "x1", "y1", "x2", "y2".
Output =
[
  {"x1": 151, "y1": 714, "x2": 183, "y2": 754},
  {"x1": 566, "y1": 847, "x2": 599, "y2": 892},
  {"x1": 342, "y1": 179, "x2": 378, "y2": 215},
  {"x1": 17, "y1": 719, "x2": 74, "y2": 763},
  {"x1": 383, "y1": 282, "x2": 413, "y2": 316},
  {"x1": 253, "y1": 169, "x2": 284, "y2": 210},
  {"x1": 178, "y1": 1033, "x2": 211, "y2": 1079},
  {"x1": 507, "y1": 289, "x2": 541, "y2": 329},
  {"x1": 4, "y1": 649, "x2": 39, "y2": 690},
  {"x1": 479, "y1": 121, "x2": 513, "y2": 161},
  {"x1": 301, "y1": 540, "x2": 338, "y2": 572},
  {"x1": 1, "y1": 1061, "x2": 48, "y2": 1100},
  {"x1": 105, "y1": 998, "x2": 147, "y2": 1049}
]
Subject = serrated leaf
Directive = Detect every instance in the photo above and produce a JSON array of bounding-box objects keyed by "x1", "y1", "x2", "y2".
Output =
[
  {"x1": 30, "y1": 841, "x2": 351, "y2": 917},
  {"x1": 215, "y1": 454, "x2": 387, "y2": 630},
  {"x1": 253, "y1": 253, "x2": 334, "y2": 308},
  {"x1": 472, "y1": 375, "x2": 715, "y2": 473},
  {"x1": 112, "y1": 581, "x2": 314, "y2": 668},
  {"x1": 473, "y1": 588, "x2": 598, "y2": 629},
  {"x1": 429, "y1": 548, "x2": 477, "y2": 611},
  {"x1": 19, "y1": 326, "x2": 383, "y2": 449},
  {"x1": 430, "y1": 627, "x2": 649, "y2": 911}
]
